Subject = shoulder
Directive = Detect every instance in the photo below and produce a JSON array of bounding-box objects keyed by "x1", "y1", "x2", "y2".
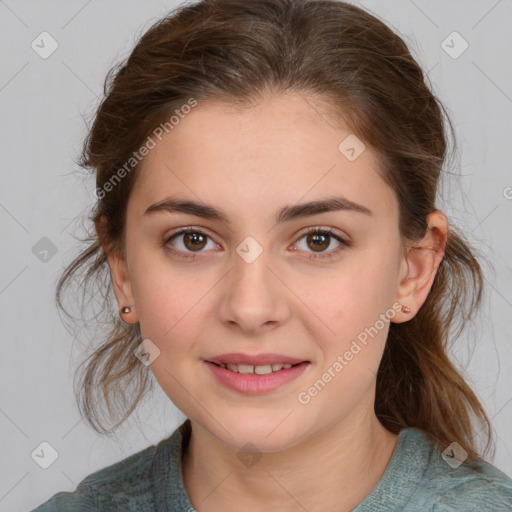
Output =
[
  {"x1": 30, "y1": 438, "x2": 165, "y2": 512},
  {"x1": 425, "y1": 458, "x2": 512, "y2": 511},
  {"x1": 408, "y1": 429, "x2": 512, "y2": 511}
]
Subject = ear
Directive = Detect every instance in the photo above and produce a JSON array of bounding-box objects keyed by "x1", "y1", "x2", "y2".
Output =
[
  {"x1": 392, "y1": 210, "x2": 448, "y2": 323},
  {"x1": 95, "y1": 217, "x2": 139, "y2": 324}
]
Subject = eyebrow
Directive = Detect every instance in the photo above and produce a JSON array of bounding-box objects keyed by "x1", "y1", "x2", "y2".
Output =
[{"x1": 143, "y1": 196, "x2": 373, "y2": 225}]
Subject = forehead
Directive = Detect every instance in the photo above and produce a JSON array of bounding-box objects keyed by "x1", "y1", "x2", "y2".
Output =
[{"x1": 129, "y1": 93, "x2": 398, "y2": 226}]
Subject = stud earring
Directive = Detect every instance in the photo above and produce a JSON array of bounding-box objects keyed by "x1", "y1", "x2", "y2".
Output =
[
  {"x1": 119, "y1": 305, "x2": 137, "y2": 324},
  {"x1": 401, "y1": 305, "x2": 411, "y2": 313}
]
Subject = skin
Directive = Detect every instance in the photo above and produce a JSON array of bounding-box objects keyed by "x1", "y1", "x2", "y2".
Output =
[{"x1": 99, "y1": 92, "x2": 448, "y2": 512}]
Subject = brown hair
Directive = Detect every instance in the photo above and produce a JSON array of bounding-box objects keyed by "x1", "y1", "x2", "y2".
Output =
[{"x1": 57, "y1": 0, "x2": 494, "y2": 461}]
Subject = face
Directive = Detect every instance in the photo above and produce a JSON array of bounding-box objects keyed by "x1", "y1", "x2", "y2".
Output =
[{"x1": 112, "y1": 93, "x2": 409, "y2": 453}]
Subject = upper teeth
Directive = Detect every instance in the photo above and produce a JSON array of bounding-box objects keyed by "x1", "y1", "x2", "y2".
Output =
[{"x1": 218, "y1": 363, "x2": 293, "y2": 374}]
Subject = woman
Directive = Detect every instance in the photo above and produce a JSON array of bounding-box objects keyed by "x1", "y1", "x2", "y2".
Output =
[{"x1": 33, "y1": 0, "x2": 512, "y2": 510}]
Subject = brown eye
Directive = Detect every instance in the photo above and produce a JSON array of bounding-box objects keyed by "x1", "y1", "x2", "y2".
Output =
[
  {"x1": 163, "y1": 228, "x2": 217, "y2": 260},
  {"x1": 163, "y1": 226, "x2": 350, "y2": 262},
  {"x1": 182, "y1": 231, "x2": 208, "y2": 251},
  {"x1": 306, "y1": 232, "x2": 330, "y2": 252},
  {"x1": 293, "y1": 227, "x2": 351, "y2": 261}
]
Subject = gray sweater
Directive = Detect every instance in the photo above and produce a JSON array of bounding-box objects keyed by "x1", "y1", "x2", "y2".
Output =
[{"x1": 31, "y1": 419, "x2": 512, "y2": 511}]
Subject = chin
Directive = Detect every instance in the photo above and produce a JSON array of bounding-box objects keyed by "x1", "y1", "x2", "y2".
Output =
[{"x1": 207, "y1": 414, "x2": 305, "y2": 453}]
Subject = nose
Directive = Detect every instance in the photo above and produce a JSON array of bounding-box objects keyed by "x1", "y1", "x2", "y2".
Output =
[{"x1": 216, "y1": 244, "x2": 290, "y2": 334}]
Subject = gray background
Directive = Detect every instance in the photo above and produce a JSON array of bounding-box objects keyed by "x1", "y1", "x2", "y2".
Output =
[{"x1": 0, "y1": 0, "x2": 511, "y2": 510}]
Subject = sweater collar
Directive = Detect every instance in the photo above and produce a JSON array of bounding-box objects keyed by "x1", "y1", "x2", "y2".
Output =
[
  {"x1": 353, "y1": 427, "x2": 431, "y2": 511},
  {"x1": 153, "y1": 418, "x2": 194, "y2": 511},
  {"x1": 153, "y1": 420, "x2": 429, "y2": 511}
]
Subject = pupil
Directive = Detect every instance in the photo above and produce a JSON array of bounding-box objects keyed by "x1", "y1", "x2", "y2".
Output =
[
  {"x1": 309, "y1": 233, "x2": 328, "y2": 251},
  {"x1": 185, "y1": 232, "x2": 206, "y2": 250}
]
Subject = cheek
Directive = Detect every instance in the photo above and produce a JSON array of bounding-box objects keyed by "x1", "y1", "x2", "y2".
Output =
[
  {"x1": 129, "y1": 263, "x2": 204, "y2": 364},
  {"x1": 299, "y1": 264, "x2": 392, "y2": 336},
  {"x1": 293, "y1": 254, "x2": 395, "y2": 376},
  {"x1": 300, "y1": 275, "x2": 392, "y2": 408},
  {"x1": 135, "y1": 268, "x2": 206, "y2": 409}
]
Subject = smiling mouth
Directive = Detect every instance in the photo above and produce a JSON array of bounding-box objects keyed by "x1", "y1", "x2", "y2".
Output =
[{"x1": 208, "y1": 361, "x2": 307, "y2": 375}]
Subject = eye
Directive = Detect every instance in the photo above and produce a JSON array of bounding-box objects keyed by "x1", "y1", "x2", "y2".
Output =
[
  {"x1": 292, "y1": 227, "x2": 350, "y2": 261},
  {"x1": 163, "y1": 227, "x2": 218, "y2": 260},
  {"x1": 162, "y1": 226, "x2": 351, "y2": 261}
]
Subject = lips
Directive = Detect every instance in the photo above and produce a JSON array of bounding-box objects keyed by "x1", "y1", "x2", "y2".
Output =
[
  {"x1": 205, "y1": 352, "x2": 309, "y2": 366},
  {"x1": 205, "y1": 359, "x2": 310, "y2": 394}
]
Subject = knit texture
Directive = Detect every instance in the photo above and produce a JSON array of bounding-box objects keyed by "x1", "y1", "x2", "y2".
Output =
[{"x1": 31, "y1": 420, "x2": 512, "y2": 511}]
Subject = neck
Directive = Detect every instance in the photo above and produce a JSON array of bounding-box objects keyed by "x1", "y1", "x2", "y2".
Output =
[{"x1": 181, "y1": 407, "x2": 399, "y2": 512}]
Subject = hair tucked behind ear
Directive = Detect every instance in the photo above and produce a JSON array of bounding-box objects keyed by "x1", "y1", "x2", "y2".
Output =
[{"x1": 56, "y1": 0, "x2": 493, "y2": 460}]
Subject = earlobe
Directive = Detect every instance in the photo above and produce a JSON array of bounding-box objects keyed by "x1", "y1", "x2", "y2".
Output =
[
  {"x1": 393, "y1": 211, "x2": 448, "y2": 323},
  {"x1": 106, "y1": 251, "x2": 139, "y2": 324},
  {"x1": 96, "y1": 217, "x2": 138, "y2": 324}
]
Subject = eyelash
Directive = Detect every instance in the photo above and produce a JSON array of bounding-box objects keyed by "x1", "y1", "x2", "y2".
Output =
[{"x1": 162, "y1": 226, "x2": 351, "y2": 262}]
